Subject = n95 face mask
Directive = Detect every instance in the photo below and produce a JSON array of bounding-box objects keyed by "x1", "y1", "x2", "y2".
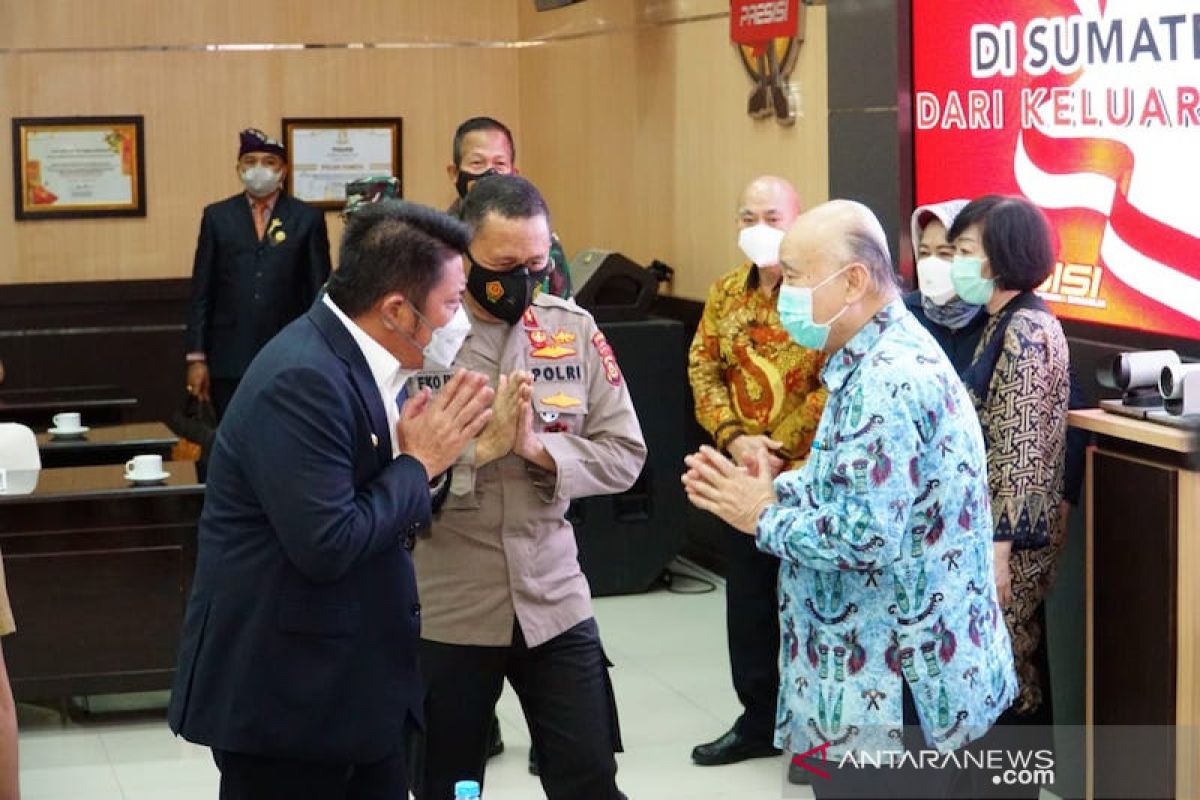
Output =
[{"x1": 738, "y1": 223, "x2": 787, "y2": 268}]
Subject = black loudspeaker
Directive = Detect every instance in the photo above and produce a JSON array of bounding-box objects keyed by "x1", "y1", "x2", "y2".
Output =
[
  {"x1": 570, "y1": 318, "x2": 689, "y2": 596},
  {"x1": 535, "y1": 0, "x2": 586, "y2": 9},
  {"x1": 571, "y1": 250, "x2": 658, "y2": 323}
]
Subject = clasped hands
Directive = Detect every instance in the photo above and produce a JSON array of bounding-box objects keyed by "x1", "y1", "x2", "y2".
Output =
[
  {"x1": 682, "y1": 439, "x2": 780, "y2": 535},
  {"x1": 395, "y1": 369, "x2": 495, "y2": 478},
  {"x1": 398, "y1": 369, "x2": 554, "y2": 476},
  {"x1": 469, "y1": 370, "x2": 557, "y2": 471}
]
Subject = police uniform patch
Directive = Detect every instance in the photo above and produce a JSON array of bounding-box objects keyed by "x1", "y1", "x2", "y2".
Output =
[
  {"x1": 530, "y1": 377, "x2": 588, "y2": 435},
  {"x1": 540, "y1": 391, "x2": 583, "y2": 409},
  {"x1": 527, "y1": 327, "x2": 579, "y2": 359},
  {"x1": 592, "y1": 331, "x2": 623, "y2": 387},
  {"x1": 530, "y1": 363, "x2": 583, "y2": 382}
]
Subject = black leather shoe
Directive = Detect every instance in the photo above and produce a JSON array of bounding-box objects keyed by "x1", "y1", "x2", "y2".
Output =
[
  {"x1": 487, "y1": 716, "x2": 504, "y2": 759},
  {"x1": 787, "y1": 760, "x2": 813, "y2": 785},
  {"x1": 691, "y1": 727, "x2": 781, "y2": 766}
]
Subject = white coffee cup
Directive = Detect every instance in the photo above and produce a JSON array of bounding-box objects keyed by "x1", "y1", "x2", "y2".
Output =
[
  {"x1": 53, "y1": 411, "x2": 82, "y2": 431},
  {"x1": 125, "y1": 454, "x2": 164, "y2": 479}
]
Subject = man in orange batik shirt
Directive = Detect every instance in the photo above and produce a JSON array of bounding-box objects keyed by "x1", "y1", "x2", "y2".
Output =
[{"x1": 687, "y1": 176, "x2": 825, "y2": 778}]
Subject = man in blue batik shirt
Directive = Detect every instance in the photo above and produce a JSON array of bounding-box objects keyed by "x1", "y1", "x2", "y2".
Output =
[{"x1": 684, "y1": 200, "x2": 1017, "y2": 799}]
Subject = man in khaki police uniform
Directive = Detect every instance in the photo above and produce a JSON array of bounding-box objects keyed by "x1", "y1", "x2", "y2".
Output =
[{"x1": 412, "y1": 175, "x2": 646, "y2": 800}]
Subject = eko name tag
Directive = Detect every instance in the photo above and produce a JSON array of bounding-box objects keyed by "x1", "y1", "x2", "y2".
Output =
[{"x1": 408, "y1": 370, "x2": 455, "y2": 395}]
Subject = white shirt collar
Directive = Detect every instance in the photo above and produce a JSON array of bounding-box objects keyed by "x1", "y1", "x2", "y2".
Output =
[{"x1": 322, "y1": 294, "x2": 415, "y2": 399}]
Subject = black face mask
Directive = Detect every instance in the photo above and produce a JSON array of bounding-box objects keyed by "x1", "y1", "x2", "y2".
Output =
[
  {"x1": 455, "y1": 167, "x2": 499, "y2": 199},
  {"x1": 466, "y1": 252, "x2": 550, "y2": 325}
]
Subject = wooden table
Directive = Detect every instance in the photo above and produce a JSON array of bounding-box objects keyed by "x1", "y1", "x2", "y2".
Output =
[
  {"x1": 0, "y1": 385, "x2": 138, "y2": 428},
  {"x1": 36, "y1": 422, "x2": 179, "y2": 468},
  {"x1": 1069, "y1": 409, "x2": 1200, "y2": 799},
  {"x1": 0, "y1": 461, "x2": 203, "y2": 702}
]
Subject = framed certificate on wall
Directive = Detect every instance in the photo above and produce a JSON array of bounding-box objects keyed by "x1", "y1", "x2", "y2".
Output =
[
  {"x1": 12, "y1": 116, "x2": 146, "y2": 220},
  {"x1": 282, "y1": 118, "x2": 403, "y2": 210}
]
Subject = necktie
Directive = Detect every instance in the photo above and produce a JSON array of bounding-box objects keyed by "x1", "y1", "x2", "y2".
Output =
[
  {"x1": 253, "y1": 202, "x2": 270, "y2": 240},
  {"x1": 396, "y1": 385, "x2": 408, "y2": 410}
]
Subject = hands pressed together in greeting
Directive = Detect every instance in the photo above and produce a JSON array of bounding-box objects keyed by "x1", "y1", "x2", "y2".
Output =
[
  {"x1": 396, "y1": 369, "x2": 495, "y2": 478},
  {"x1": 469, "y1": 370, "x2": 557, "y2": 472},
  {"x1": 682, "y1": 444, "x2": 780, "y2": 535}
]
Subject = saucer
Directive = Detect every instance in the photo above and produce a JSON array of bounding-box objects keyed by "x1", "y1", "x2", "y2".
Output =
[
  {"x1": 48, "y1": 426, "x2": 89, "y2": 439},
  {"x1": 125, "y1": 470, "x2": 170, "y2": 486}
]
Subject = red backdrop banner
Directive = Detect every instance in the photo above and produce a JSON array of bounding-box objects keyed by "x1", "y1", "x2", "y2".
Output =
[{"x1": 912, "y1": 0, "x2": 1200, "y2": 340}]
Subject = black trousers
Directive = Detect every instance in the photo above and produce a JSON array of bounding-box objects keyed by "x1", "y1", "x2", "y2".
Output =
[
  {"x1": 211, "y1": 377, "x2": 240, "y2": 421},
  {"x1": 412, "y1": 617, "x2": 624, "y2": 800},
  {"x1": 724, "y1": 523, "x2": 782, "y2": 743},
  {"x1": 212, "y1": 747, "x2": 407, "y2": 800}
]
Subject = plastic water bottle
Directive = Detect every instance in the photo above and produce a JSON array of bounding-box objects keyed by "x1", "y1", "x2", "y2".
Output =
[{"x1": 454, "y1": 779, "x2": 481, "y2": 799}]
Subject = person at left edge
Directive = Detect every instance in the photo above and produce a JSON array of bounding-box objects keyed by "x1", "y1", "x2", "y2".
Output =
[
  {"x1": 184, "y1": 127, "x2": 332, "y2": 418},
  {"x1": 167, "y1": 199, "x2": 496, "y2": 800}
]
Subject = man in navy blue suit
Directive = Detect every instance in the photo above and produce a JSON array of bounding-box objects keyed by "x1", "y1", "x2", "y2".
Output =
[
  {"x1": 168, "y1": 200, "x2": 495, "y2": 800},
  {"x1": 185, "y1": 128, "x2": 333, "y2": 418}
]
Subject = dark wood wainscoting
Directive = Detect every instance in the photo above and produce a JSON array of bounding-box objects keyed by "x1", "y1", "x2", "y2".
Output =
[{"x1": 0, "y1": 279, "x2": 191, "y2": 425}]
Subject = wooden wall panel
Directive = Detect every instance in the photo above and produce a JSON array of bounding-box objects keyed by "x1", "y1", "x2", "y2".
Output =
[
  {"x1": 0, "y1": 45, "x2": 520, "y2": 284},
  {"x1": 2, "y1": 0, "x2": 829, "y2": 302},
  {"x1": 4, "y1": 1, "x2": 519, "y2": 50},
  {"x1": 518, "y1": 1, "x2": 829, "y2": 300}
]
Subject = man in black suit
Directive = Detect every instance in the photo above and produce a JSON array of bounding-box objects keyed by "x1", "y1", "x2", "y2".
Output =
[
  {"x1": 184, "y1": 128, "x2": 333, "y2": 418},
  {"x1": 168, "y1": 200, "x2": 495, "y2": 800}
]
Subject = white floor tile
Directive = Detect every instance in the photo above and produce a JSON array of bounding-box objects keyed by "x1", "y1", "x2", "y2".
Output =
[
  {"x1": 122, "y1": 786, "x2": 222, "y2": 800},
  {"x1": 17, "y1": 730, "x2": 109, "y2": 769},
  {"x1": 616, "y1": 743, "x2": 791, "y2": 799},
  {"x1": 19, "y1": 567, "x2": 786, "y2": 799},
  {"x1": 111, "y1": 756, "x2": 220, "y2": 792},
  {"x1": 18, "y1": 764, "x2": 122, "y2": 798},
  {"x1": 20, "y1": 791, "x2": 123, "y2": 800},
  {"x1": 99, "y1": 720, "x2": 211, "y2": 764}
]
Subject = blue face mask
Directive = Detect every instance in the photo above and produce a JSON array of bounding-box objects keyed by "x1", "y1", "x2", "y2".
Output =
[
  {"x1": 950, "y1": 256, "x2": 996, "y2": 306},
  {"x1": 776, "y1": 266, "x2": 850, "y2": 351}
]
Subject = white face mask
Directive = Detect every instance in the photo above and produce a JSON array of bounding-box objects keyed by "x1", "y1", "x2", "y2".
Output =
[
  {"x1": 916, "y1": 255, "x2": 957, "y2": 306},
  {"x1": 240, "y1": 165, "x2": 282, "y2": 197},
  {"x1": 737, "y1": 223, "x2": 787, "y2": 268},
  {"x1": 423, "y1": 305, "x2": 472, "y2": 368}
]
